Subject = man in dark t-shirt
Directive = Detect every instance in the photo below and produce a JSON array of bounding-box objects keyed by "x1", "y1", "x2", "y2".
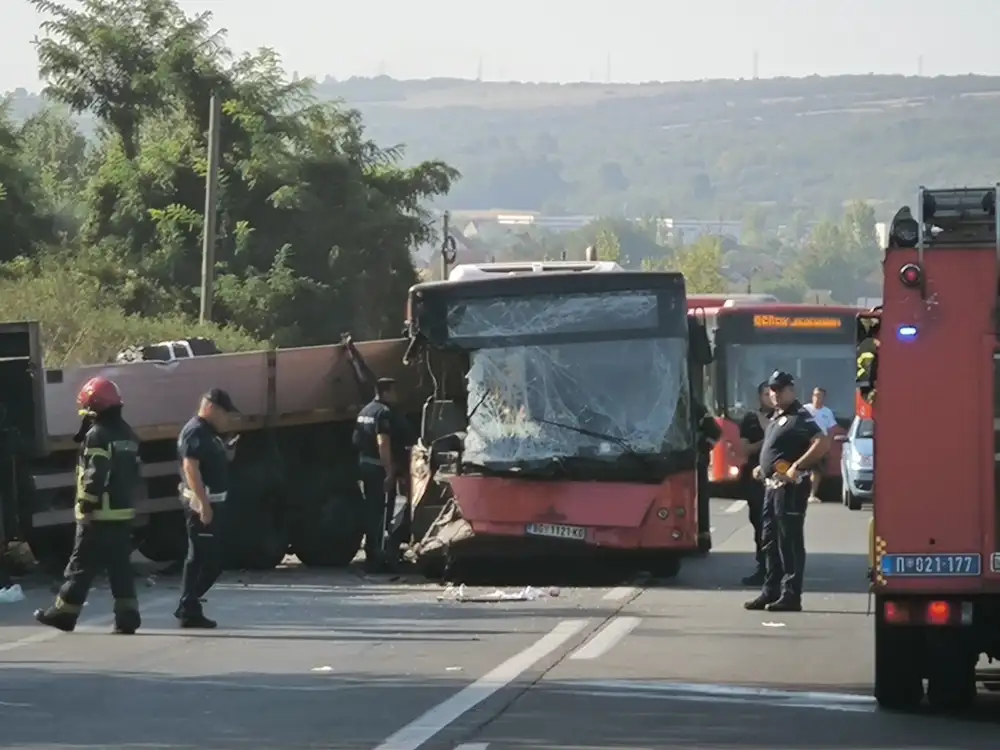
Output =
[{"x1": 738, "y1": 381, "x2": 774, "y2": 586}]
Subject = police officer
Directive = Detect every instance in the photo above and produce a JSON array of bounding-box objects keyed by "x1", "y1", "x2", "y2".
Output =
[
  {"x1": 35, "y1": 376, "x2": 142, "y2": 634},
  {"x1": 175, "y1": 388, "x2": 238, "y2": 628},
  {"x1": 744, "y1": 371, "x2": 830, "y2": 612},
  {"x1": 693, "y1": 398, "x2": 722, "y2": 553},
  {"x1": 354, "y1": 377, "x2": 410, "y2": 573},
  {"x1": 738, "y1": 381, "x2": 773, "y2": 586}
]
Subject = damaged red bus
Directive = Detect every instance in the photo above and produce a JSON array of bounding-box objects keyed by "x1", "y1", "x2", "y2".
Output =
[{"x1": 404, "y1": 263, "x2": 712, "y2": 578}]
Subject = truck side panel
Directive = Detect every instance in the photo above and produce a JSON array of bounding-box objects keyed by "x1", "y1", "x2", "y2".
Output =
[
  {"x1": 875, "y1": 246, "x2": 997, "y2": 592},
  {"x1": 43, "y1": 339, "x2": 422, "y2": 446}
]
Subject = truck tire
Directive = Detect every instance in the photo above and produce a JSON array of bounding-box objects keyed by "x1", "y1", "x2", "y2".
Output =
[
  {"x1": 290, "y1": 480, "x2": 364, "y2": 568},
  {"x1": 874, "y1": 616, "x2": 924, "y2": 711},
  {"x1": 221, "y1": 463, "x2": 290, "y2": 571},
  {"x1": 135, "y1": 512, "x2": 186, "y2": 563},
  {"x1": 925, "y1": 631, "x2": 978, "y2": 712}
]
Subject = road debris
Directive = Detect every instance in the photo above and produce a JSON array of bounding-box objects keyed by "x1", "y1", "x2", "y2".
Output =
[
  {"x1": 437, "y1": 584, "x2": 553, "y2": 603},
  {"x1": 0, "y1": 585, "x2": 24, "y2": 604}
]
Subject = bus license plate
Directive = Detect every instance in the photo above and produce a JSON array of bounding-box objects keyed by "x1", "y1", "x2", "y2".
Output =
[
  {"x1": 525, "y1": 523, "x2": 587, "y2": 541},
  {"x1": 880, "y1": 554, "x2": 981, "y2": 577}
]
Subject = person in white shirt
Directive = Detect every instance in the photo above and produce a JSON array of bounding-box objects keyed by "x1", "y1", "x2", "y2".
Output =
[{"x1": 804, "y1": 387, "x2": 837, "y2": 502}]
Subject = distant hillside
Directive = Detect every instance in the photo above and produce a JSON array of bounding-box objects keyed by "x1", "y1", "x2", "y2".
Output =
[{"x1": 11, "y1": 74, "x2": 1000, "y2": 220}]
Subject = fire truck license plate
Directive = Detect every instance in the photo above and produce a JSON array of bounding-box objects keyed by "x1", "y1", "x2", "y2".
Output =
[
  {"x1": 880, "y1": 554, "x2": 982, "y2": 577},
  {"x1": 525, "y1": 523, "x2": 587, "y2": 541}
]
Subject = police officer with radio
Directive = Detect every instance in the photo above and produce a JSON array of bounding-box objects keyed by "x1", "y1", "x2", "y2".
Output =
[
  {"x1": 175, "y1": 388, "x2": 239, "y2": 629},
  {"x1": 738, "y1": 381, "x2": 773, "y2": 586},
  {"x1": 744, "y1": 371, "x2": 830, "y2": 612},
  {"x1": 354, "y1": 378, "x2": 410, "y2": 573}
]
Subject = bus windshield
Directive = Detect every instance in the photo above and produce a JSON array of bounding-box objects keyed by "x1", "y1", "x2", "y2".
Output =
[
  {"x1": 465, "y1": 338, "x2": 691, "y2": 465},
  {"x1": 448, "y1": 287, "x2": 693, "y2": 467},
  {"x1": 723, "y1": 342, "x2": 856, "y2": 420}
]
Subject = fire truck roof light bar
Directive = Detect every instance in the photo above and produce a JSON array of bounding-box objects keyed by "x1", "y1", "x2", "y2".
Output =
[{"x1": 915, "y1": 185, "x2": 1000, "y2": 263}]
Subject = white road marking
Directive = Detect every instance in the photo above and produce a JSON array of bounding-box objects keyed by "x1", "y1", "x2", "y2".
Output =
[
  {"x1": 0, "y1": 593, "x2": 177, "y2": 653},
  {"x1": 553, "y1": 679, "x2": 875, "y2": 713},
  {"x1": 454, "y1": 745, "x2": 489, "y2": 750},
  {"x1": 602, "y1": 586, "x2": 635, "y2": 601},
  {"x1": 372, "y1": 619, "x2": 588, "y2": 750},
  {"x1": 724, "y1": 500, "x2": 747, "y2": 514},
  {"x1": 569, "y1": 616, "x2": 641, "y2": 660}
]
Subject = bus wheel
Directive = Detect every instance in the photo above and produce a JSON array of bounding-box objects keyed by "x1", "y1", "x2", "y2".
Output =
[
  {"x1": 647, "y1": 554, "x2": 682, "y2": 580},
  {"x1": 874, "y1": 616, "x2": 924, "y2": 711},
  {"x1": 926, "y1": 631, "x2": 978, "y2": 713}
]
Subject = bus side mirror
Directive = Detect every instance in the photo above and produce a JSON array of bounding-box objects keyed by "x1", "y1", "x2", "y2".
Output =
[{"x1": 688, "y1": 317, "x2": 713, "y2": 366}]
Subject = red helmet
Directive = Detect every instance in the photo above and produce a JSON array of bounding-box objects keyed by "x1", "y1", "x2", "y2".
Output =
[{"x1": 77, "y1": 376, "x2": 123, "y2": 415}]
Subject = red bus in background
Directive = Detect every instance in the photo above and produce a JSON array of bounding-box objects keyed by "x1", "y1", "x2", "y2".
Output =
[{"x1": 692, "y1": 300, "x2": 859, "y2": 498}]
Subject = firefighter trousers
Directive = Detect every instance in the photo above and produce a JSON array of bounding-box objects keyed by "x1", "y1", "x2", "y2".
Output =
[{"x1": 55, "y1": 520, "x2": 138, "y2": 621}]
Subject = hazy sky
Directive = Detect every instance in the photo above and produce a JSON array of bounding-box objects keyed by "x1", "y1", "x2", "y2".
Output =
[{"x1": 4, "y1": 0, "x2": 1000, "y2": 91}]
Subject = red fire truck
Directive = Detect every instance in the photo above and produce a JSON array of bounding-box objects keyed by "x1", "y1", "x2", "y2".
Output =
[
  {"x1": 868, "y1": 185, "x2": 1000, "y2": 711},
  {"x1": 700, "y1": 301, "x2": 857, "y2": 496}
]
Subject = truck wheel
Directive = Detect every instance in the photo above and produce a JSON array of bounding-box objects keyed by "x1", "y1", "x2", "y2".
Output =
[
  {"x1": 846, "y1": 491, "x2": 863, "y2": 511},
  {"x1": 874, "y1": 618, "x2": 924, "y2": 711},
  {"x1": 291, "y1": 486, "x2": 364, "y2": 568},
  {"x1": 926, "y1": 632, "x2": 977, "y2": 712},
  {"x1": 135, "y1": 512, "x2": 186, "y2": 563},
  {"x1": 221, "y1": 463, "x2": 290, "y2": 571},
  {"x1": 25, "y1": 526, "x2": 76, "y2": 574}
]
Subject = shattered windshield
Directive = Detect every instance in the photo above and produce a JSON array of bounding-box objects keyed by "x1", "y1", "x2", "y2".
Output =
[
  {"x1": 724, "y1": 342, "x2": 856, "y2": 420},
  {"x1": 464, "y1": 339, "x2": 690, "y2": 464}
]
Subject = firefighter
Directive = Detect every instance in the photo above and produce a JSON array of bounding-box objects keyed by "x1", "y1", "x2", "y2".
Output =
[
  {"x1": 353, "y1": 377, "x2": 411, "y2": 573},
  {"x1": 35, "y1": 376, "x2": 142, "y2": 634},
  {"x1": 743, "y1": 370, "x2": 831, "y2": 613},
  {"x1": 857, "y1": 317, "x2": 880, "y2": 405}
]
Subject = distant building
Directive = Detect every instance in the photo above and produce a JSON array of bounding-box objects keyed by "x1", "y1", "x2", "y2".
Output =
[
  {"x1": 657, "y1": 218, "x2": 742, "y2": 245},
  {"x1": 447, "y1": 210, "x2": 595, "y2": 234}
]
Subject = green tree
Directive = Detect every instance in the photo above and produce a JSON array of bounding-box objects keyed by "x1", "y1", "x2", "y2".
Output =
[
  {"x1": 30, "y1": 0, "x2": 217, "y2": 161},
  {"x1": 593, "y1": 227, "x2": 622, "y2": 262},
  {"x1": 0, "y1": 100, "x2": 53, "y2": 259},
  {"x1": 30, "y1": 0, "x2": 458, "y2": 345},
  {"x1": 675, "y1": 236, "x2": 726, "y2": 293}
]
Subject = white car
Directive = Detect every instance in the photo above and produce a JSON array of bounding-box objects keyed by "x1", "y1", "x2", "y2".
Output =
[{"x1": 838, "y1": 416, "x2": 874, "y2": 510}]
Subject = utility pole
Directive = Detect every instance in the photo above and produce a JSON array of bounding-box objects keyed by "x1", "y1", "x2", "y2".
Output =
[
  {"x1": 752, "y1": 50, "x2": 759, "y2": 80},
  {"x1": 200, "y1": 94, "x2": 221, "y2": 324},
  {"x1": 439, "y1": 211, "x2": 457, "y2": 279}
]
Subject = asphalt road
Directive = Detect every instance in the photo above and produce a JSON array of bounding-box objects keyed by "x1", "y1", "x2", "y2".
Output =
[{"x1": 0, "y1": 497, "x2": 996, "y2": 750}]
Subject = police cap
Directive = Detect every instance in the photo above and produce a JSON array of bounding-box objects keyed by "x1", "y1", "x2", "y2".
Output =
[
  {"x1": 204, "y1": 387, "x2": 240, "y2": 413},
  {"x1": 767, "y1": 370, "x2": 795, "y2": 390},
  {"x1": 375, "y1": 377, "x2": 396, "y2": 396}
]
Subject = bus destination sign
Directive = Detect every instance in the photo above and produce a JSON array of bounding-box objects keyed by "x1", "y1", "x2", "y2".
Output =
[{"x1": 753, "y1": 314, "x2": 843, "y2": 330}]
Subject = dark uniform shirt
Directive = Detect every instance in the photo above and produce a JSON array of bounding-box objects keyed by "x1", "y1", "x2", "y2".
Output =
[
  {"x1": 76, "y1": 419, "x2": 141, "y2": 522},
  {"x1": 758, "y1": 401, "x2": 822, "y2": 477},
  {"x1": 738, "y1": 408, "x2": 774, "y2": 481},
  {"x1": 694, "y1": 401, "x2": 722, "y2": 455},
  {"x1": 354, "y1": 398, "x2": 413, "y2": 468},
  {"x1": 177, "y1": 416, "x2": 229, "y2": 503}
]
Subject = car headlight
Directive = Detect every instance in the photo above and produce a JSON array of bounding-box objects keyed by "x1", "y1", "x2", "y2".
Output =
[{"x1": 848, "y1": 453, "x2": 873, "y2": 470}]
